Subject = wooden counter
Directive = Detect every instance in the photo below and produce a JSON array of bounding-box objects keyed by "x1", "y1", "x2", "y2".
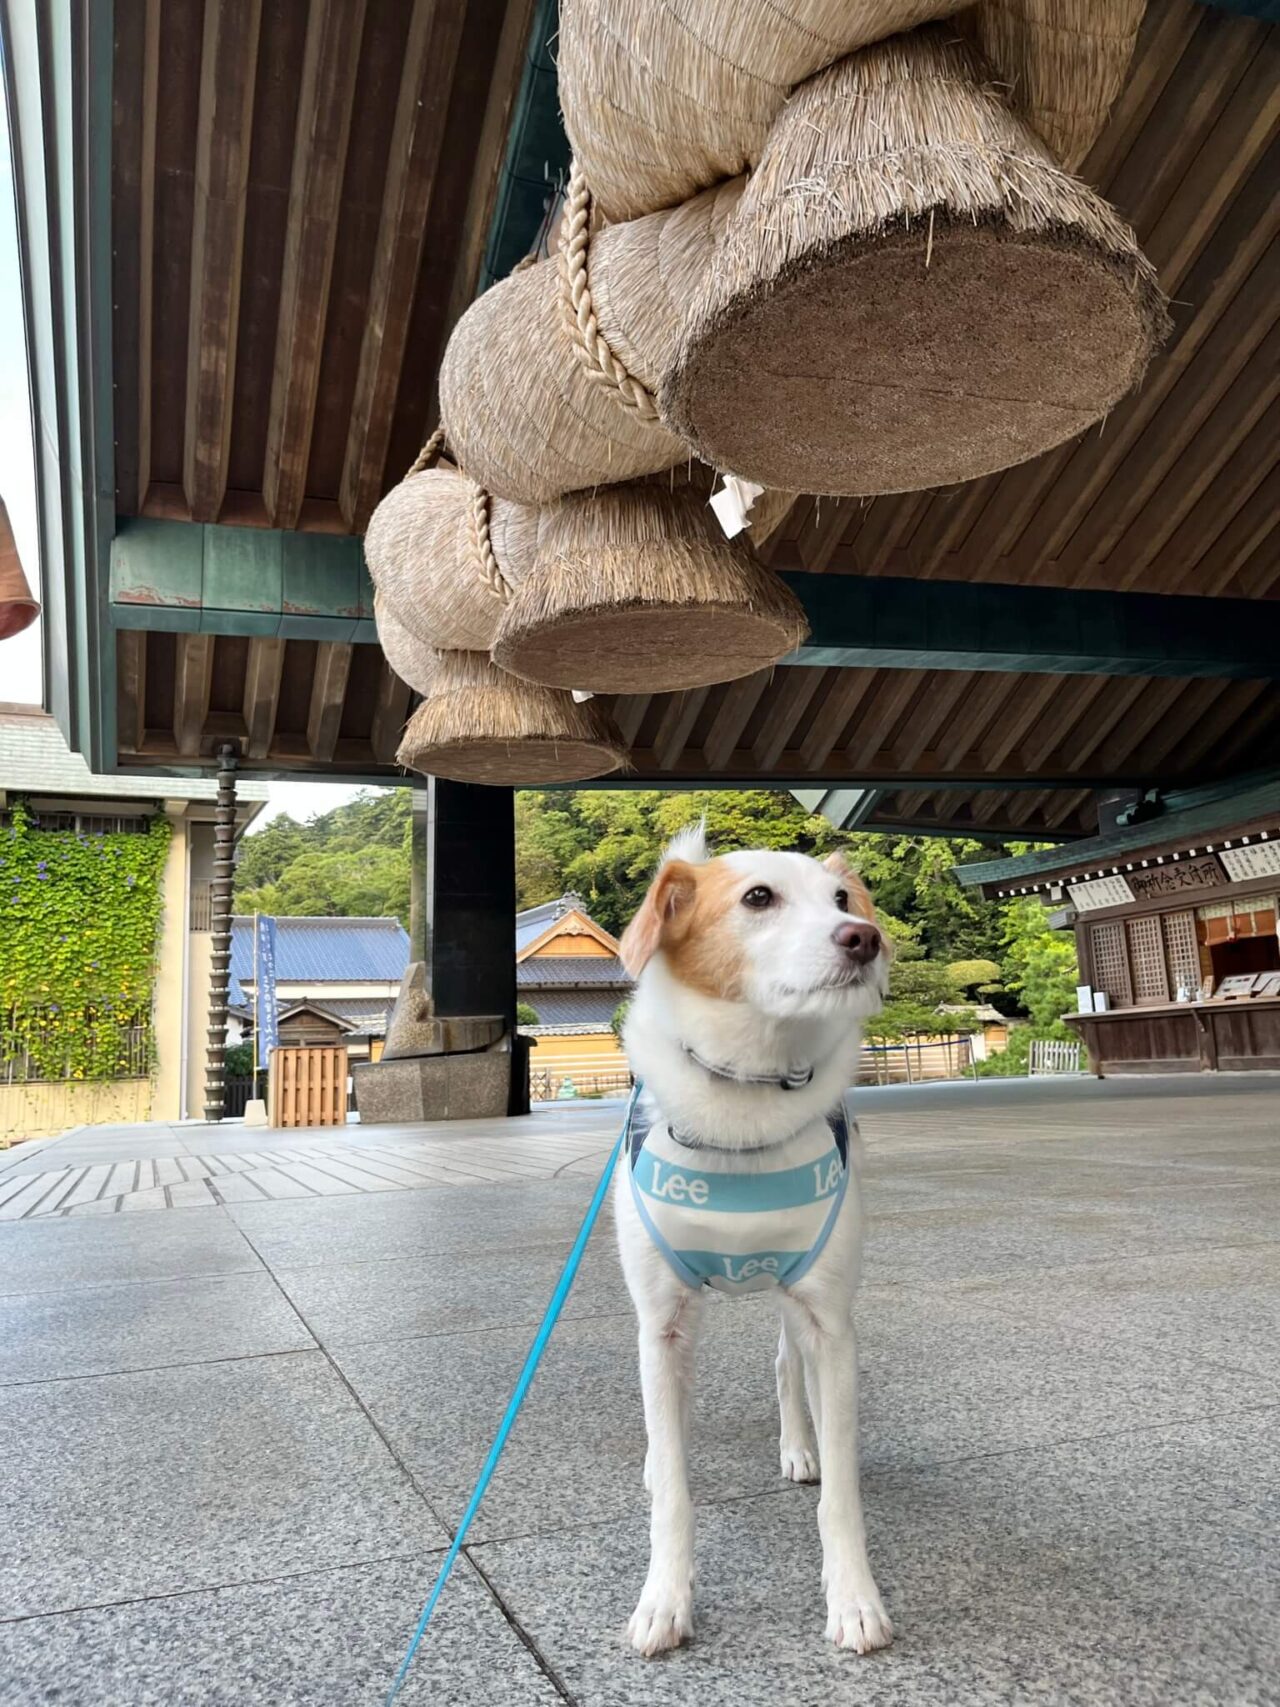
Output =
[{"x1": 1065, "y1": 997, "x2": 1280, "y2": 1077}]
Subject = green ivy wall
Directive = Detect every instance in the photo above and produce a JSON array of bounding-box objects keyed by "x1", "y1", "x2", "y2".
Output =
[{"x1": 0, "y1": 805, "x2": 171, "y2": 1081}]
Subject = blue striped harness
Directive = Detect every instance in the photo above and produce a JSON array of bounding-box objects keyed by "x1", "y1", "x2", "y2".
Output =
[{"x1": 625, "y1": 1090, "x2": 851, "y2": 1295}]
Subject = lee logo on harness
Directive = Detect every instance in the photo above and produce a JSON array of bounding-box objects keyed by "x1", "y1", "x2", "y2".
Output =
[
  {"x1": 812, "y1": 1156, "x2": 843, "y2": 1198},
  {"x1": 648, "y1": 1168, "x2": 709, "y2": 1206},
  {"x1": 720, "y1": 1253, "x2": 780, "y2": 1283}
]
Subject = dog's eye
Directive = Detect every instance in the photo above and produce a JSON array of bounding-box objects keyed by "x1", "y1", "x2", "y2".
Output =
[
  {"x1": 741, "y1": 885, "x2": 774, "y2": 910},
  {"x1": 835, "y1": 889, "x2": 849, "y2": 912}
]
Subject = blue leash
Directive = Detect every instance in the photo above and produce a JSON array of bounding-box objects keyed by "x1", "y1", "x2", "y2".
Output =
[{"x1": 384, "y1": 1092, "x2": 634, "y2": 1704}]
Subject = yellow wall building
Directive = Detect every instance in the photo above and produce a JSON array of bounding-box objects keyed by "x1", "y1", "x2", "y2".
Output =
[
  {"x1": 0, "y1": 706, "x2": 267, "y2": 1144},
  {"x1": 516, "y1": 895, "x2": 632, "y2": 1100}
]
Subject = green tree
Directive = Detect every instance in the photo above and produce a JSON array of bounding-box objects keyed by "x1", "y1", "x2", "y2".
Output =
[
  {"x1": 978, "y1": 899, "x2": 1079, "y2": 1076},
  {"x1": 516, "y1": 1001, "x2": 541, "y2": 1026},
  {"x1": 235, "y1": 790, "x2": 411, "y2": 926},
  {"x1": 947, "y1": 958, "x2": 1002, "y2": 995}
]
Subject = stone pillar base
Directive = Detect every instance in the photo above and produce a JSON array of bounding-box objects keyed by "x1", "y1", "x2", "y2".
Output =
[{"x1": 352, "y1": 1051, "x2": 512, "y2": 1123}]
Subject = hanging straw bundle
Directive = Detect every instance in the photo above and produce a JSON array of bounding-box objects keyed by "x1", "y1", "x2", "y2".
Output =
[
  {"x1": 363, "y1": 464, "x2": 538, "y2": 653},
  {"x1": 395, "y1": 650, "x2": 629, "y2": 786},
  {"x1": 957, "y1": 0, "x2": 1148, "y2": 172},
  {"x1": 662, "y1": 25, "x2": 1168, "y2": 496},
  {"x1": 438, "y1": 177, "x2": 743, "y2": 506},
  {"x1": 374, "y1": 595, "x2": 440, "y2": 696},
  {"x1": 558, "y1": 0, "x2": 959, "y2": 221},
  {"x1": 492, "y1": 478, "x2": 808, "y2": 696}
]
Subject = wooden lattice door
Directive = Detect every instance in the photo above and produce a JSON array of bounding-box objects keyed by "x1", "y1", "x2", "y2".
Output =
[
  {"x1": 1162, "y1": 911, "x2": 1200, "y2": 999},
  {"x1": 1127, "y1": 914, "x2": 1169, "y2": 1005},
  {"x1": 1089, "y1": 920, "x2": 1132, "y2": 1008}
]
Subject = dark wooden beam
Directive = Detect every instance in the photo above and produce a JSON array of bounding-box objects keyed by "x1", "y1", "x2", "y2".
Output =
[
  {"x1": 612, "y1": 694, "x2": 651, "y2": 749},
  {"x1": 242, "y1": 636, "x2": 285, "y2": 760},
  {"x1": 702, "y1": 672, "x2": 771, "y2": 770},
  {"x1": 983, "y1": 676, "x2": 1065, "y2": 771},
  {"x1": 370, "y1": 660, "x2": 412, "y2": 765},
  {"x1": 798, "y1": 671, "x2": 875, "y2": 770},
  {"x1": 263, "y1": 0, "x2": 368, "y2": 529},
  {"x1": 116, "y1": 630, "x2": 148, "y2": 755},
  {"x1": 339, "y1": 0, "x2": 468, "y2": 531},
  {"x1": 1175, "y1": 680, "x2": 1268, "y2": 770},
  {"x1": 307, "y1": 641, "x2": 354, "y2": 763},
  {"x1": 173, "y1": 633, "x2": 215, "y2": 757},
  {"x1": 779, "y1": 573, "x2": 1280, "y2": 680},
  {"x1": 1019, "y1": 673, "x2": 1111, "y2": 771},
  {"x1": 111, "y1": 0, "x2": 160, "y2": 513},
  {"x1": 184, "y1": 0, "x2": 262, "y2": 523},
  {"x1": 752, "y1": 671, "x2": 825, "y2": 769},
  {"x1": 891, "y1": 673, "x2": 971, "y2": 770},
  {"x1": 654, "y1": 687, "x2": 709, "y2": 771},
  {"x1": 934, "y1": 674, "x2": 1018, "y2": 770},
  {"x1": 841, "y1": 670, "x2": 924, "y2": 768}
]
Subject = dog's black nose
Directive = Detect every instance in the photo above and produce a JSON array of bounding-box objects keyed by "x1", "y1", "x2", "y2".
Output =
[{"x1": 834, "y1": 922, "x2": 882, "y2": 965}]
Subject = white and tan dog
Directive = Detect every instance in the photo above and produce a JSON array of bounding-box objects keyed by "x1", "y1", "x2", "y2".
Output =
[{"x1": 615, "y1": 825, "x2": 892, "y2": 1658}]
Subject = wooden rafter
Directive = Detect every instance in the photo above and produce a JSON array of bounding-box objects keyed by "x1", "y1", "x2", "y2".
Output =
[
  {"x1": 339, "y1": 0, "x2": 468, "y2": 532},
  {"x1": 307, "y1": 641, "x2": 354, "y2": 763},
  {"x1": 370, "y1": 661, "x2": 412, "y2": 765},
  {"x1": 263, "y1": 0, "x2": 368, "y2": 529},
  {"x1": 702, "y1": 672, "x2": 771, "y2": 770},
  {"x1": 654, "y1": 687, "x2": 710, "y2": 771},
  {"x1": 752, "y1": 671, "x2": 825, "y2": 769},
  {"x1": 116, "y1": 630, "x2": 148, "y2": 755},
  {"x1": 242, "y1": 636, "x2": 285, "y2": 761},
  {"x1": 184, "y1": 0, "x2": 262, "y2": 523},
  {"x1": 798, "y1": 671, "x2": 876, "y2": 771},
  {"x1": 173, "y1": 633, "x2": 215, "y2": 757}
]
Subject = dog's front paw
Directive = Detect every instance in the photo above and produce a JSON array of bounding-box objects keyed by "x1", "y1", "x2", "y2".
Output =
[
  {"x1": 826, "y1": 1589, "x2": 893, "y2": 1655},
  {"x1": 628, "y1": 1583, "x2": 693, "y2": 1657},
  {"x1": 780, "y1": 1441, "x2": 820, "y2": 1483}
]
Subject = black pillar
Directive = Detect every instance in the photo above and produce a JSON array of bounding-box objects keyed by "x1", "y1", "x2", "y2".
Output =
[
  {"x1": 407, "y1": 786, "x2": 429, "y2": 962},
  {"x1": 423, "y1": 779, "x2": 527, "y2": 1113}
]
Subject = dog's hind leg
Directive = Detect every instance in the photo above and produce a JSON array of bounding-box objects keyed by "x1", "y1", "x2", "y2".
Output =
[
  {"x1": 629, "y1": 1284, "x2": 702, "y2": 1656},
  {"x1": 776, "y1": 1320, "x2": 820, "y2": 1482}
]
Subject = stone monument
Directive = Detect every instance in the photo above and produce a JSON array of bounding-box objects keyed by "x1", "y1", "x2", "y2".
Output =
[{"x1": 352, "y1": 961, "x2": 511, "y2": 1122}]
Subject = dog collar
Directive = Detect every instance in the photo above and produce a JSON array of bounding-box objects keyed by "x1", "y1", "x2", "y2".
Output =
[{"x1": 681, "y1": 1045, "x2": 814, "y2": 1093}]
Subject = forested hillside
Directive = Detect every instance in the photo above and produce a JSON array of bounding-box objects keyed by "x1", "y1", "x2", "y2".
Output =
[
  {"x1": 235, "y1": 790, "x2": 412, "y2": 927},
  {"x1": 233, "y1": 786, "x2": 1079, "y2": 1058}
]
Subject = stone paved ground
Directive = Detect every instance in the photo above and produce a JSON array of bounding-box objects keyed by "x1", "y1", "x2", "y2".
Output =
[{"x1": 0, "y1": 1075, "x2": 1276, "y2": 1705}]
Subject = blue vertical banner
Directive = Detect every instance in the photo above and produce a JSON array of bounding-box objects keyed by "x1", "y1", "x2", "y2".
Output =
[{"x1": 256, "y1": 914, "x2": 280, "y2": 1070}]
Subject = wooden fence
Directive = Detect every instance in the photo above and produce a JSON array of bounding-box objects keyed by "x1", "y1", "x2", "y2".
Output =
[
  {"x1": 1029, "y1": 1039, "x2": 1083, "y2": 1076},
  {"x1": 269, "y1": 1045, "x2": 349, "y2": 1127}
]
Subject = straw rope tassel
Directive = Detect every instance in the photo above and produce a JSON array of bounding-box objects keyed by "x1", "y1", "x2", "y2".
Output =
[{"x1": 561, "y1": 162, "x2": 661, "y2": 421}]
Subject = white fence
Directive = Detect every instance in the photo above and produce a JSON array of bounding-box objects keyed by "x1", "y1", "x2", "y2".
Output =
[{"x1": 1029, "y1": 1039, "x2": 1083, "y2": 1076}]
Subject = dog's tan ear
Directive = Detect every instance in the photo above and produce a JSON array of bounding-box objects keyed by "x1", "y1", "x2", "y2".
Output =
[
  {"x1": 620, "y1": 860, "x2": 699, "y2": 977},
  {"x1": 823, "y1": 850, "x2": 850, "y2": 877}
]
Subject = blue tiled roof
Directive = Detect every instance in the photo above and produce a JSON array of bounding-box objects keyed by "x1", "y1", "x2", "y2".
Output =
[
  {"x1": 517, "y1": 956, "x2": 630, "y2": 989},
  {"x1": 229, "y1": 916, "x2": 409, "y2": 1004},
  {"x1": 521, "y1": 990, "x2": 623, "y2": 1027},
  {"x1": 515, "y1": 897, "x2": 571, "y2": 954}
]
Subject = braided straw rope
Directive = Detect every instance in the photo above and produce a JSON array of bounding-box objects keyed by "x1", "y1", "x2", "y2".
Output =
[
  {"x1": 407, "y1": 427, "x2": 447, "y2": 477},
  {"x1": 466, "y1": 481, "x2": 510, "y2": 605},
  {"x1": 560, "y1": 162, "x2": 660, "y2": 421}
]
